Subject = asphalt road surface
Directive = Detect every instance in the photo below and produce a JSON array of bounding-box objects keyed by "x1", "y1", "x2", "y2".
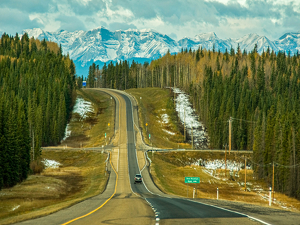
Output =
[
  {"x1": 14, "y1": 89, "x2": 300, "y2": 225},
  {"x1": 120, "y1": 92, "x2": 261, "y2": 225}
]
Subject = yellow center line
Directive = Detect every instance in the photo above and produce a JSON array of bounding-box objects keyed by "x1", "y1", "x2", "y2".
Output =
[
  {"x1": 62, "y1": 151, "x2": 118, "y2": 225},
  {"x1": 62, "y1": 90, "x2": 120, "y2": 225}
]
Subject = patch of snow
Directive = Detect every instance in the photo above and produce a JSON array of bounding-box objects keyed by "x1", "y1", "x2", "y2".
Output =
[
  {"x1": 42, "y1": 159, "x2": 61, "y2": 169},
  {"x1": 61, "y1": 96, "x2": 93, "y2": 141},
  {"x1": 173, "y1": 88, "x2": 209, "y2": 149},
  {"x1": 72, "y1": 97, "x2": 94, "y2": 119},
  {"x1": 62, "y1": 124, "x2": 71, "y2": 141},
  {"x1": 161, "y1": 113, "x2": 169, "y2": 124},
  {"x1": 12, "y1": 205, "x2": 20, "y2": 211},
  {"x1": 162, "y1": 129, "x2": 176, "y2": 135},
  {"x1": 194, "y1": 158, "x2": 251, "y2": 171}
]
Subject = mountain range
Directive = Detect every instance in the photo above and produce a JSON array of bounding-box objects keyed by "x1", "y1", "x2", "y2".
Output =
[{"x1": 15, "y1": 27, "x2": 300, "y2": 75}]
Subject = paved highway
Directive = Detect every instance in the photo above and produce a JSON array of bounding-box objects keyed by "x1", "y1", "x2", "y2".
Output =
[
  {"x1": 120, "y1": 92, "x2": 262, "y2": 224},
  {"x1": 15, "y1": 89, "x2": 300, "y2": 225}
]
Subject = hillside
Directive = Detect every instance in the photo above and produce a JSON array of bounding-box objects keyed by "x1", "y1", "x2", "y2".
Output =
[
  {"x1": 101, "y1": 46, "x2": 300, "y2": 202},
  {"x1": 127, "y1": 88, "x2": 300, "y2": 213},
  {"x1": 0, "y1": 33, "x2": 76, "y2": 190}
]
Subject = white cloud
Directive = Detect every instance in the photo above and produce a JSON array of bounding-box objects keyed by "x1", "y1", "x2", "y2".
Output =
[
  {"x1": 135, "y1": 16, "x2": 165, "y2": 29},
  {"x1": 205, "y1": 0, "x2": 247, "y2": 6},
  {"x1": 104, "y1": 3, "x2": 134, "y2": 19},
  {"x1": 1, "y1": 0, "x2": 300, "y2": 42},
  {"x1": 79, "y1": 0, "x2": 93, "y2": 6}
]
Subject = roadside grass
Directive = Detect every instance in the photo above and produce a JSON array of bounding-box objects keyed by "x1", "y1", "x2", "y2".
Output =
[
  {"x1": 126, "y1": 88, "x2": 191, "y2": 149},
  {"x1": 0, "y1": 88, "x2": 115, "y2": 224},
  {"x1": 61, "y1": 88, "x2": 115, "y2": 148},
  {"x1": 149, "y1": 151, "x2": 300, "y2": 212},
  {"x1": 0, "y1": 150, "x2": 108, "y2": 224}
]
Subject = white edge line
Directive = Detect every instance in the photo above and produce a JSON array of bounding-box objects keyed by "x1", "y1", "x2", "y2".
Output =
[
  {"x1": 122, "y1": 92, "x2": 146, "y2": 198},
  {"x1": 121, "y1": 92, "x2": 162, "y2": 223},
  {"x1": 125, "y1": 92, "x2": 160, "y2": 151},
  {"x1": 117, "y1": 147, "x2": 119, "y2": 172},
  {"x1": 126, "y1": 94, "x2": 162, "y2": 222},
  {"x1": 124, "y1": 91, "x2": 269, "y2": 225},
  {"x1": 105, "y1": 152, "x2": 110, "y2": 163},
  {"x1": 185, "y1": 198, "x2": 271, "y2": 225}
]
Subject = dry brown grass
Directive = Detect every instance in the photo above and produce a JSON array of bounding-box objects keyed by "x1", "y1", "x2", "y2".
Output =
[
  {"x1": 127, "y1": 88, "x2": 300, "y2": 212},
  {"x1": 30, "y1": 158, "x2": 45, "y2": 174},
  {"x1": 60, "y1": 88, "x2": 115, "y2": 148},
  {"x1": 126, "y1": 88, "x2": 191, "y2": 149},
  {"x1": 0, "y1": 150, "x2": 108, "y2": 224},
  {"x1": 0, "y1": 88, "x2": 114, "y2": 224},
  {"x1": 149, "y1": 151, "x2": 300, "y2": 212}
]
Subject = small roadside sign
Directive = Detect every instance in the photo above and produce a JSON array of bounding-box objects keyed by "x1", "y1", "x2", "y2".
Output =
[
  {"x1": 105, "y1": 133, "x2": 106, "y2": 138},
  {"x1": 108, "y1": 123, "x2": 110, "y2": 127},
  {"x1": 146, "y1": 123, "x2": 148, "y2": 126},
  {"x1": 185, "y1": 177, "x2": 200, "y2": 183},
  {"x1": 82, "y1": 81, "x2": 86, "y2": 87},
  {"x1": 149, "y1": 134, "x2": 151, "y2": 139}
]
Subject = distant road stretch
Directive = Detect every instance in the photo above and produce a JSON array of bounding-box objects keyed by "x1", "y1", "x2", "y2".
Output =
[{"x1": 120, "y1": 92, "x2": 261, "y2": 224}]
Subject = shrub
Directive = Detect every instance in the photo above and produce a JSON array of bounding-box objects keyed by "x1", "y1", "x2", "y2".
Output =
[{"x1": 30, "y1": 159, "x2": 45, "y2": 174}]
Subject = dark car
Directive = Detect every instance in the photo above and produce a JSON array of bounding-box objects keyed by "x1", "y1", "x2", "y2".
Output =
[{"x1": 134, "y1": 174, "x2": 142, "y2": 184}]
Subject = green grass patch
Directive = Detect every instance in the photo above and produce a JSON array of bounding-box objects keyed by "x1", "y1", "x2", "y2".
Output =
[
  {"x1": 61, "y1": 88, "x2": 115, "y2": 148},
  {"x1": 126, "y1": 88, "x2": 190, "y2": 149}
]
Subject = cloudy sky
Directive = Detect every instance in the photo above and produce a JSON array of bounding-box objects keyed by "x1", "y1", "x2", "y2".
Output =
[{"x1": 0, "y1": 0, "x2": 299, "y2": 40}]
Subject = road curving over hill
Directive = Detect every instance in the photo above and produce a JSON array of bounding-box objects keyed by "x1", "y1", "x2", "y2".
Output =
[
  {"x1": 16, "y1": 88, "x2": 300, "y2": 225},
  {"x1": 16, "y1": 89, "x2": 154, "y2": 225},
  {"x1": 118, "y1": 91, "x2": 263, "y2": 225}
]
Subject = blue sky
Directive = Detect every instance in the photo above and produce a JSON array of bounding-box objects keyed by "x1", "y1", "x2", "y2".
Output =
[{"x1": 0, "y1": 0, "x2": 299, "y2": 40}]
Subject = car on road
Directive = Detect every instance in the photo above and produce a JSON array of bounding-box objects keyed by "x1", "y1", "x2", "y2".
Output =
[{"x1": 134, "y1": 174, "x2": 142, "y2": 184}]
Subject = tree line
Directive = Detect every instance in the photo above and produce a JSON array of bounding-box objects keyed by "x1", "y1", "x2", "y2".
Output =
[
  {"x1": 95, "y1": 46, "x2": 300, "y2": 200},
  {"x1": 0, "y1": 33, "x2": 76, "y2": 189}
]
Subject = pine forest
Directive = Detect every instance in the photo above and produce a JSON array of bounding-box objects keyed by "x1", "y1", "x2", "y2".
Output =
[
  {"x1": 0, "y1": 33, "x2": 76, "y2": 189},
  {"x1": 94, "y1": 46, "x2": 300, "y2": 200}
]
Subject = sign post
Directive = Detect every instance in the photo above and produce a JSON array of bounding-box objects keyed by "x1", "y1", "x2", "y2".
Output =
[{"x1": 185, "y1": 177, "x2": 200, "y2": 198}]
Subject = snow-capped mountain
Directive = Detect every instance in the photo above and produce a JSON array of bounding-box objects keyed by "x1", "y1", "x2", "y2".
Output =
[
  {"x1": 178, "y1": 32, "x2": 232, "y2": 52},
  {"x1": 275, "y1": 32, "x2": 300, "y2": 54},
  {"x1": 21, "y1": 27, "x2": 300, "y2": 75},
  {"x1": 230, "y1": 33, "x2": 279, "y2": 53}
]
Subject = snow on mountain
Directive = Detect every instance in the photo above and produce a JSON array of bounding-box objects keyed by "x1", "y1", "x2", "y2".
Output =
[
  {"x1": 22, "y1": 27, "x2": 300, "y2": 75},
  {"x1": 230, "y1": 33, "x2": 279, "y2": 53},
  {"x1": 178, "y1": 32, "x2": 231, "y2": 52},
  {"x1": 194, "y1": 32, "x2": 218, "y2": 42},
  {"x1": 275, "y1": 32, "x2": 300, "y2": 54},
  {"x1": 25, "y1": 27, "x2": 180, "y2": 62},
  {"x1": 23, "y1": 27, "x2": 181, "y2": 75}
]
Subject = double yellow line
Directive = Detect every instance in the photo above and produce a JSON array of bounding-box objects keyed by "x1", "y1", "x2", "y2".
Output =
[
  {"x1": 62, "y1": 139, "x2": 118, "y2": 225},
  {"x1": 62, "y1": 89, "x2": 121, "y2": 225}
]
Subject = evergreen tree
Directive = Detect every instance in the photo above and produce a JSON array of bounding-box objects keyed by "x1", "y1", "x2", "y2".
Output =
[{"x1": 0, "y1": 33, "x2": 76, "y2": 189}]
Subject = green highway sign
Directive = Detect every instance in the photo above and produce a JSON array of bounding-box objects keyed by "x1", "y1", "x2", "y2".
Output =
[{"x1": 185, "y1": 177, "x2": 200, "y2": 183}]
